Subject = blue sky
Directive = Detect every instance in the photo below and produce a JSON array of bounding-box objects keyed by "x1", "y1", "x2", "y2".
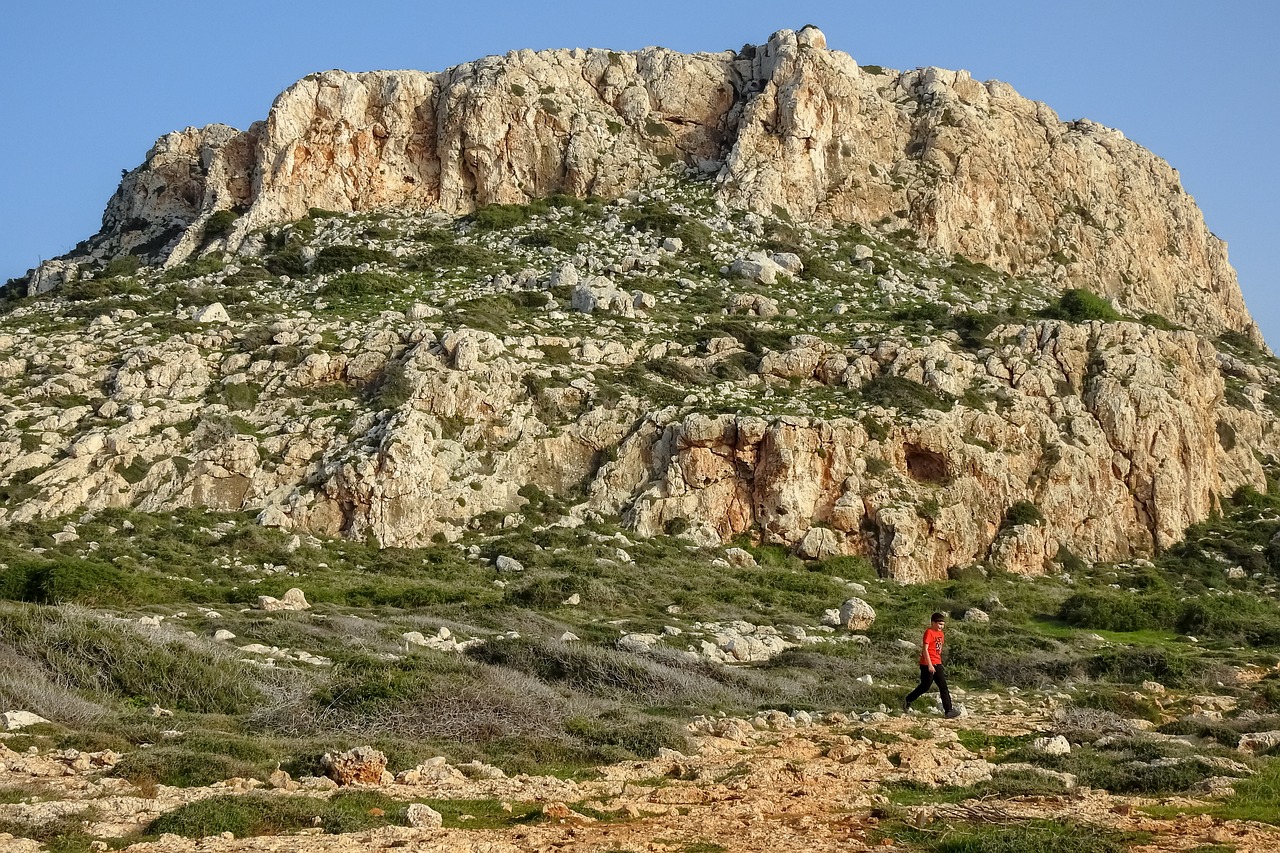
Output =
[{"x1": 2, "y1": 1, "x2": 1276, "y2": 346}]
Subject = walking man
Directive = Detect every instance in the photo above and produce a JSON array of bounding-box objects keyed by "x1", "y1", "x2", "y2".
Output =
[{"x1": 902, "y1": 612, "x2": 962, "y2": 718}]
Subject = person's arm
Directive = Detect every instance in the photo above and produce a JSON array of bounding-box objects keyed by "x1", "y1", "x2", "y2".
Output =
[{"x1": 922, "y1": 631, "x2": 934, "y2": 673}]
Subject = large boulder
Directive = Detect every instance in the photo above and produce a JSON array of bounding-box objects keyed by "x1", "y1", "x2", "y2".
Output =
[
  {"x1": 322, "y1": 746, "x2": 391, "y2": 785},
  {"x1": 837, "y1": 598, "x2": 876, "y2": 631}
]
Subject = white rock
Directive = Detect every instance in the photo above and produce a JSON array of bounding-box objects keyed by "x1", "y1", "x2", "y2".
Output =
[
  {"x1": 798, "y1": 527, "x2": 841, "y2": 560},
  {"x1": 837, "y1": 598, "x2": 876, "y2": 631},
  {"x1": 258, "y1": 587, "x2": 310, "y2": 611},
  {"x1": 617, "y1": 633, "x2": 662, "y2": 653},
  {"x1": 2, "y1": 711, "x2": 51, "y2": 731},
  {"x1": 193, "y1": 303, "x2": 230, "y2": 323},
  {"x1": 495, "y1": 555, "x2": 525, "y2": 573},
  {"x1": 1032, "y1": 735, "x2": 1072, "y2": 756}
]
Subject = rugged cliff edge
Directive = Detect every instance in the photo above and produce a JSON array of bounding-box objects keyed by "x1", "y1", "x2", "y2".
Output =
[
  {"x1": 4, "y1": 27, "x2": 1278, "y2": 582},
  {"x1": 30, "y1": 26, "x2": 1259, "y2": 344}
]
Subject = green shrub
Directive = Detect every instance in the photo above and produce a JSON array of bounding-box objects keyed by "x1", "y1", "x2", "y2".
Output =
[
  {"x1": 161, "y1": 255, "x2": 226, "y2": 282},
  {"x1": 1209, "y1": 759, "x2": 1280, "y2": 824},
  {"x1": 312, "y1": 244, "x2": 396, "y2": 273},
  {"x1": 0, "y1": 604, "x2": 263, "y2": 714},
  {"x1": 101, "y1": 255, "x2": 143, "y2": 279},
  {"x1": 1176, "y1": 594, "x2": 1280, "y2": 645},
  {"x1": 215, "y1": 381, "x2": 260, "y2": 411},
  {"x1": 318, "y1": 271, "x2": 405, "y2": 299},
  {"x1": 520, "y1": 228, "x2": 583, "y2": 252},
  {"x1": 0, "y1": 558, "x2": 144, "y2": 606},
  {"x1": 470, "y1": 203, "x2": 535, "y2": 231},
  {"x1": 1057, "y1": 589, "x2": 1178, "y2": 633},
  {"x1": 562, "y1": 713, "x2": 686, "y2": 759},
  {"x1": 62, "y1": 275, "x2": 145, "y2": 302},
  {"x1": 468, "y1": 637, "x2": 723, "y2": 708},
  {"x1": 1001, "y1": 500, "x2": 1044, "y2": 529},
  {"x1": 204, "y1": 209, "x2": 240, "y2": 238},
  {"x1": 111, "y1": 747, "x2": 262, "y2": 788},
  {"x1": 265, "y1": 247, "x2": 309, "y2": 277},
  {"x1": 891, "y1": 818, "x2": 1133, "y2": 853},
  {"x1": 407, "y1": 242, "x2": 500, "y2": 271},
  {"x1": 861, "y1": 375, "x2": 954, "y2": 415},
  {"x1": 1050, "y1": 288, "x2": 1122, "y2": 322},
  {"x1": 1086, "y1": 645, "x2": 1196, "y2": 687},
  {"x1": 147, "y1": 790, "x2": 410, "y2": 838},
  {"x1": 504, "y1": 575, "x2": 586, "y2": 608}
]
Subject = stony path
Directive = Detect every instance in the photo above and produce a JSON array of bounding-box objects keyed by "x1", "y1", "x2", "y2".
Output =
[{"x1": 3, "y1": 698, "x2": 1279, "y2": 852}]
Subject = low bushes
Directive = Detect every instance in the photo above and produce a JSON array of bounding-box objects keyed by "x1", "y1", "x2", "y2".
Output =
[
  {"x1": 889, "y1": 818, "x2": 1133, "y2": 853},
  {"x1": 312, "y1": 244, "x2": 396, "y2": 273},
  {"x1": 1056, "y1": 589, "x2": 1178, "y2": 633},
  {"x1": 111, "y1": 747, "x2": 264, "y2": 789},
  {"x1": 317, "y1": 271, "x2": 404, "y2": 299},
  {"x1": 147, "y1": 790, "x2": 409, "y2": 838},
  {"x1": 0, "y1": 603, "x2": 264, "y2": 714}
]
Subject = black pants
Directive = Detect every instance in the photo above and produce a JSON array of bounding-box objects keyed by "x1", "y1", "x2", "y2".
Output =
[{"x1": 904, "y1": 664, "x2": 952, "y2": 712}]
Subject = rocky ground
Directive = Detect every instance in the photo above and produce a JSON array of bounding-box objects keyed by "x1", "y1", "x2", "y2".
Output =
[{"x1": 4, "y1": 685, "x2": 1279, "y2": 853}]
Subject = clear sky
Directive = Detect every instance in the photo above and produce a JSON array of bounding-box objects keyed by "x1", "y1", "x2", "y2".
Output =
[{"x1": 2, "y1": 1, "x2": 1275, "y2": 346}]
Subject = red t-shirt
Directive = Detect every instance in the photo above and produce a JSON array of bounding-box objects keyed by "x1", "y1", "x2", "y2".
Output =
[{"x1": 919, "y1": 627, "x2": 944, "y2": 666}]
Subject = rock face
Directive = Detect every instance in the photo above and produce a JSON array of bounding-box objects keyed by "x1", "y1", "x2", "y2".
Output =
[
  {"x1": 586, "y1": 321, "x2": 1272, "y2": 581},
  {"x1": 38, "y1": 27, "x2": 1257, "y2": 344},
  {"x1": 4, "y1": 27, "x2": 1278, "y2": 585}
]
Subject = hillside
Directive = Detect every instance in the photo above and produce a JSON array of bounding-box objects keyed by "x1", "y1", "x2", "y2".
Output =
[{"x1": 3, "y1": 25, "x2": 1280, "y2": 853}]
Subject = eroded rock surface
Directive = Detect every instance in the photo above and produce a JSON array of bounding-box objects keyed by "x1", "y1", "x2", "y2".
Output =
[{"x1": 38, "y1": 28, "x2": 1258, "y2": 344}]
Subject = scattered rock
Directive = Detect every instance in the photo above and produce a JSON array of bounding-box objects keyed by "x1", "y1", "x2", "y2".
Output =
[
  {"x1": 257, "y1": 587, "x2": 310, "y2": 612},
  {"x1": 1032, "y1": 735, "x2": 1072, "y2": 756},
  {"x1": 192, "y1": 303, "x2": 230, "y2": 323},
  {"x1": 495, "y1": 555, "x2": 525, "y2": 573},
  {"x1": 406, "y1": 803, "x2": 443, "y2": 828},
  {"x1": 837, "y1": 598, "x2": 876, "y2": 631},
  {"x1": 2, "y1": 711, "x2": 50, "y2": 731},
  {"x1": 322, "y1": 746, "x2": 391, "y2": 785}
]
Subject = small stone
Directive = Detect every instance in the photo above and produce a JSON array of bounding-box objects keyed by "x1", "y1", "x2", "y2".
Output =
[
  {"x1": 495, "y1": 555, "x2": 524, "y2": 573},
  {"x1": 406, "y1": 803, "x2": 443, "y2": 828},
  {"x1": 1032, "y1": 735, "x2": 1072, "y2": 756}
]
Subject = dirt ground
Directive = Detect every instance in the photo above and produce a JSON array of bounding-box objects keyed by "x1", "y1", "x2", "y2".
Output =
[{"x1": 3, "y1": 692, "x2": 1278, "y2": 853}]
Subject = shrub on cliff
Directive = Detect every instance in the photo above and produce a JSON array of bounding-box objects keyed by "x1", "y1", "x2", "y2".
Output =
[{"x1": 1048, "y1": 288, "x2": 1122, "y2": 322}]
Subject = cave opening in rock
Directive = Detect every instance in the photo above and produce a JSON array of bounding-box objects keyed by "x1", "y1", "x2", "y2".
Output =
[{"x1": 904, "y1": 445, "x2": 951, "y2": 484}]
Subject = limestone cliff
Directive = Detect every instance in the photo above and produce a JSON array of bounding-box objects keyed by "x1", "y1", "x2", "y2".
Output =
[
  {"x1": 36, "y1": 27, "x2": 1258, "y2": 344},
  {"x1": 5, "y1": 27, "x2": 1278, "y2": 584}
]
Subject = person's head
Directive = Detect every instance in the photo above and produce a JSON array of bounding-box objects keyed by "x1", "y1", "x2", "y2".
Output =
[{"x1": 930, "y1": 612, "x2": 946, "y2": 627}]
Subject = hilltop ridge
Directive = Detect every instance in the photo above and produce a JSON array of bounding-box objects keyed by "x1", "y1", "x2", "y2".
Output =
[
  {"x1": 26, "y1": 26, "x2": 1259, "y2": 344},
  {"x1": 1, "y1": 27, "x2": 1278, "y2": 582}
]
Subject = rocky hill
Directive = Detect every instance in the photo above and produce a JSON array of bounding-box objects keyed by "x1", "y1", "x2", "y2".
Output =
[{"x1": 3, "y1": 26, "x2": 1279, "y2": 584}]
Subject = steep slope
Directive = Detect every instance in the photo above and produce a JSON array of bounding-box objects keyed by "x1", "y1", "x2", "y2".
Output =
[
  {"x1": 27, "y1": 27, "x2": 1258, "y2": 344},
  {"x1": 3, "y1": 27, "x2": 1278, "y2": 583}
]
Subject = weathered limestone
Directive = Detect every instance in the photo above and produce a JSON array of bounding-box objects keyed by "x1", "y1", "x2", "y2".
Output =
[{"x1": 37, "y1": 28, "x2": 1259, "y2": 344}]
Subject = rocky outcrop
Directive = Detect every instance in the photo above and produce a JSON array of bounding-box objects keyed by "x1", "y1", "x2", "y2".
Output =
[
  {"x1": 37, "y1": 27, "x2": 1258, "y2": 343},
  {"x1": 6, "y1": 28, "x2": 1278, "y2": 584},
  {"x1": 588, "y1": 321, "x2": 1270, "y2": 582}
]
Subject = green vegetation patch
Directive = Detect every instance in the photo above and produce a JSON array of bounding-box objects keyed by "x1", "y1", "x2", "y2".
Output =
[
  {"x1": 147, "y1": 790, "x2": 413, "y2": 838},
  {"x1": 887, "y1": 817, "x2": 1141, "y2": 853},
  {"x1": 1047, "y1": 288, "x2": 1122, "y2": 322}
]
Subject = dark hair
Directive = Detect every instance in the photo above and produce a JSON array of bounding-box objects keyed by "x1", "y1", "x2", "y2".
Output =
[{"x1": 930, "y1": 612, "x2": 946, "y2": 623}]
